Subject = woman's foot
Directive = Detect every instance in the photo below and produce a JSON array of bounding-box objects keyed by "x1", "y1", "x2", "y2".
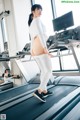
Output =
[
  {"x1": 33, "y1": 90, "x2": 46, "y2": 102},
  {"x1": 42, "y1": 90, "x2": 53, "y2": 98}
]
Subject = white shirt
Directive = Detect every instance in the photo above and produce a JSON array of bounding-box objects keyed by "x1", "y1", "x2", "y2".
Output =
[{"x1": 29, "y1": 17, "x2": 48, "y2": 51}]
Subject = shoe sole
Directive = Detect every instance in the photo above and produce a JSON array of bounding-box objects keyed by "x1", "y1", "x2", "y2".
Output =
[
  {"x1": 43, "y1": 93, "x2": 53, "y2": 98},
  {"x1": 33, "y1": 93, "x2": 46, "y2": 103}
]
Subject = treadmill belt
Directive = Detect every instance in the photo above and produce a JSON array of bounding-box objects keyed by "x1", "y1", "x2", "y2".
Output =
[
  {"x1": 0, "y1": 84, "x2": 39, "y2": 103},
  {"x1": 1, "y1": 86, "x2": 77, "y2": 120}
]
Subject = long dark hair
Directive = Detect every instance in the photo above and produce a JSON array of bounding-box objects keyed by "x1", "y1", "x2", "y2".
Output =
[{"x1": 28, "y1": 4, "x2": 42, "y2": 26}]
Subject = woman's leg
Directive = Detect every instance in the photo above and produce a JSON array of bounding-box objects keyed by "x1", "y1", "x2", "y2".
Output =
[{"x1": 34, "y1": 54, "x2": 52, "y2": 92}]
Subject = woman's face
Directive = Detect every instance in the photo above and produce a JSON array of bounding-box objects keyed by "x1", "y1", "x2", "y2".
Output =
[{"x1": 33, "y1": 8, "x2": 42, "y2": 17}]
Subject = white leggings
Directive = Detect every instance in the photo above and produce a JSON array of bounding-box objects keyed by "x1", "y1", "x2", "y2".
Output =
[{"x1": 34, "y1": 54, "x2": 52, "y2": 91}]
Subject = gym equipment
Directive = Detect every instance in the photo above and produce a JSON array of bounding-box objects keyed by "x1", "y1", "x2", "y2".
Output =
[
  {"x1": 0, "y1": 85, "x2": 78, "y2": 120},
  {"x1": 1, "y1": 75, "x2": 80, "y2": 120},
  {"x1": 0, "y1": 81, "x2": 13, "y2": 91}
]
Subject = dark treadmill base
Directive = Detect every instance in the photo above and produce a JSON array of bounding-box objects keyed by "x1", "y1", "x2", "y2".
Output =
[
  {"x1": 0, "y1": 82, "x2": 13, "y2": 91},
  {"x1": 0, "y1": 84, "x2": 39, "y2": 103},
  {"x1": 1, "y1": 85, "x2": 77, "y2": 120}
]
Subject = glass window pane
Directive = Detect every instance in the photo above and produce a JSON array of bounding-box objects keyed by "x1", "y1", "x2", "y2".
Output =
[
  {"x1": 2, "y1": 19, "x2": 8, "y2": 42},
  {"x1": 0, "y1": 21, "x2": 4, "y2": 52},
  {"x1": 61, "y1": 55, "x2": 78, "y2": 70},
  {"x1": 74, "y1": 47, "x2": 80, "y2": 64},
  {"x1": 51, "y1": 57, "x2": 60, "y2": 71},
  {"x1": 55, "y1": 0, "x2": 80, "y2": 27}
]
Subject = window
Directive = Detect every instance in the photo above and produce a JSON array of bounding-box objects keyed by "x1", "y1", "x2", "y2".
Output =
[
  {"x1": 0, "y1": 20, "x2": 4, "y2": 52},
  {"x1": 1, "y1": 19, "x2": 8, "y2": 42},
  {"x1": 53, "y1": 0, "x2": 80, "y2": 71},
  {"x1": 51, "y1": 57, "x2": 60, "y2": 71},
  {"x1": 61, "y1": 50, "x2": 78, "y2": 70},
  {"x1": 55, "y1": 0, "x2": 80, "y2": 28},
  {"x1": 74, "y1": 47, "x2": 80, "y2": 64}
]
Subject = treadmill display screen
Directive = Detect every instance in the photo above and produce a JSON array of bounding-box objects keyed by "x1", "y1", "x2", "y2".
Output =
[{"x1": 53, "y1": 11, "x2": 74, "y2": 32}]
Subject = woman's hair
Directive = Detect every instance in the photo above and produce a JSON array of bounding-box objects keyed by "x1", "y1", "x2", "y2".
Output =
[
  {"x1": 28, "y1": 4, "x2": 42, "y2": 26},
  {"x1": 28, "y1": 13, "x2": 33, "y2": 26}
]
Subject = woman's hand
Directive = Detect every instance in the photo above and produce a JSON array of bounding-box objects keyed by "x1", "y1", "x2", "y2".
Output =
[
  {"x1": 48, "y1": 53, "x2": 54, "y2": 58},
  {"x1": 43, "y1": 47, "x2": 49, "y2": 54},
  {"x1": 43, "y1": 48, "x2": 53, "y2": 58},
  {"x1": 31, "y1": 50, "x2": 35, "y2": 56}
]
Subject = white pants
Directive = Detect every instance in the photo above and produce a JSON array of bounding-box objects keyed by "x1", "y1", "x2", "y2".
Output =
[{"x1": 34, "y1": 54, "x2": 52, "y2": 91}]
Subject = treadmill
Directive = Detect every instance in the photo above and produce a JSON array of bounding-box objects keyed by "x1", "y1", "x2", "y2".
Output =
[
  {"x1": 0, "y1": 83, "x2": 39, "y2": 103},
  {"x1": 0, "y1": 76, "x2": 80, "y2": 120},
  {"x1": 0, "y1": 81, "x2": 13, "y2": 91},
  {"x1": 0, "y1": 85, "x2": 78, "y2": 120}
]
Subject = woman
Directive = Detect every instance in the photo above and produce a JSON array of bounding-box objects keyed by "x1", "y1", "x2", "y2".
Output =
[{"x1": 28, "y1": 4, "x2": 53, "y2": 102}]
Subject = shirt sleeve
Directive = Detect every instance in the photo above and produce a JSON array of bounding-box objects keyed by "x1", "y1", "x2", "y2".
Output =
[{"x1": 35, "y1": 18, "x2": 47, "y2": 48}]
